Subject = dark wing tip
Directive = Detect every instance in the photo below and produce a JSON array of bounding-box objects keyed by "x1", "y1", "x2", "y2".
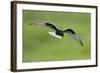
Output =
[
  {"x1": 80, "y1": 41, "x2": 83, "y2": 47},
  {"x1": 29, "y1": 23, "x2": 32, "y2": 25}
]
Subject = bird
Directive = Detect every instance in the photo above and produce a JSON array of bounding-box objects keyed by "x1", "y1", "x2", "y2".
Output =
[{"x1": 30, "y1": 22, "x2": 83, "y2": 46}]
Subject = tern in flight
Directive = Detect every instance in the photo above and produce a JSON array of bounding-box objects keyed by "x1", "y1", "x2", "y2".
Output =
[{"x1": 30, "y1": 22, "x2": 83, "y2": 46}]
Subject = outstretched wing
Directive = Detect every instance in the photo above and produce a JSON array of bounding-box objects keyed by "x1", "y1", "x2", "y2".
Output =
[
  {"x1": 64, "y1": 29, "x2": 83, "y2": 46},
  {"x1": 30, "y1": 22, "x2": 58, "y2": 31}
]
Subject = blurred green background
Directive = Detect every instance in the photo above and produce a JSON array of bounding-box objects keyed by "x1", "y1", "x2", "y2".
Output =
[{"x1": 23, "y1": 10, "x2": 91, "y2": 62}]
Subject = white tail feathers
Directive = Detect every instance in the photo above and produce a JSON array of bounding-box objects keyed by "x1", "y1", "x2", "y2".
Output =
[{"x1": 48, "y1": 32, "x2": 62, "y2": 39}]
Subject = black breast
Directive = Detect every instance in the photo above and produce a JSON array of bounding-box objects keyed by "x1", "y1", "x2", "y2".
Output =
[{"x1": 56, "y1": 30, "x2": 64, "y2": 37}]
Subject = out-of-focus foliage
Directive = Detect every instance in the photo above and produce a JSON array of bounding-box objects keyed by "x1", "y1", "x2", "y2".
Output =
[{"x1": 23, "y1": 10, "x2": 91, "y2": 62}]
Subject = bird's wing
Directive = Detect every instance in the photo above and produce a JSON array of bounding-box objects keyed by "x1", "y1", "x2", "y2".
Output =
[
  {"x1": 30, "y1": 22, "x2": 58, "y2": 31},
  {"x1": 64, "y1": 29, "x2": 83, "y2": 46}
]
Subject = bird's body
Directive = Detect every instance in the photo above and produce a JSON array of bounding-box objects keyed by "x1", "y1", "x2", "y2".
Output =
[
  {"x1": 56, "y1": 30, "x2": 64, "y2": 37},
  {"x1": 30, "y1": 22, "x2": 83, "y2": 46},
  {"x1": 48, "y1": 32, "x2": 62, "y2": 39}
]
